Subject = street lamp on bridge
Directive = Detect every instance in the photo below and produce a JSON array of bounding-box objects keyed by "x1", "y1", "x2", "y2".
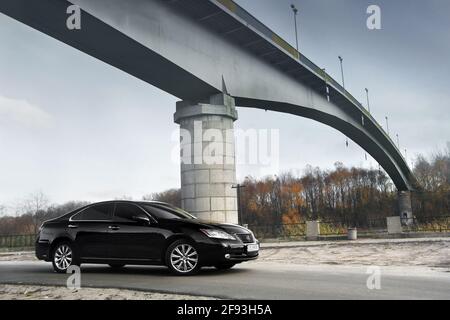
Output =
[
  {"x1": 385, "y1": 116, "x2": 390, "y2": 136},
  {"x1": 290, "y1": 4, "x2": 299, "y2": 52},
  {"x1": 365, "y1": 88, "x2": 371, "y2": 113},
  {"x1": 338, "y1": 55, "x2": 345, "y2": 89},
  {"x1": 338, "y1": 56, "x2": 349, "y2": 147}
]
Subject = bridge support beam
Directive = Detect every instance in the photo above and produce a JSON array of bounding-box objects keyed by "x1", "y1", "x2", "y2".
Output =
[
  {"x1": 398, "y1": 191, "x2": 413, "y2": 225},
  {"x1": 174, "y1": 94, "x2": 239, "y2": 224}
]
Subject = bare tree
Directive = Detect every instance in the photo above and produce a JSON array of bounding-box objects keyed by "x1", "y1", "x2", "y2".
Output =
[
  {"x1": 20, "y1": 191, "x2": 50, "y2": 234},
  {"x1": 143, "y1": 189, "x2": 181, "y2": 207}
]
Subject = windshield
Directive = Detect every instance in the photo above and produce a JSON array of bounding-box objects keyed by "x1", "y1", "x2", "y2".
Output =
[{"x1": 141, "y1": 203, "x2": 197, "y2": 220}]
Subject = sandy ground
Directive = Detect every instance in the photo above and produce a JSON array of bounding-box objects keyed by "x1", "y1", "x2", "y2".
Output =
[
  {"x1": 0, "y1": 284, "x2": 214, "y2": 300},
  {"x1": 257, "y1": 238, "x2": 450, "y2": 270},
  {"x1": 0, "y1": 251, "x2": 36, "y2": 262}
]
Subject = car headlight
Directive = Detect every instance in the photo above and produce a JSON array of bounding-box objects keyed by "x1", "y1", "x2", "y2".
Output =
[{"x1": 200, "y1": 229, "x2": 235, "y2": 240}]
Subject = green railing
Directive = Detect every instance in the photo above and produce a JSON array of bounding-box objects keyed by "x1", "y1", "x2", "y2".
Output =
[
  {"x1": 0, "y1": 234, "x2": 36, "y2": 249},
  {"x1": 248, "y1": 216, "x2": 450, "y2": 239}
]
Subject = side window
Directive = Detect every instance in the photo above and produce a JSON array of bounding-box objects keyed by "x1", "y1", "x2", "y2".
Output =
[
  {"x1": 72, "y1": 204, "x2": 113, "y2": 221},
  {"x1": 114, "y1": 204, "x2": 147, "y2": 222}
]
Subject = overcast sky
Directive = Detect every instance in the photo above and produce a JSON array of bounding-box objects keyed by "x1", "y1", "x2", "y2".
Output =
[{"x1": 1, "y1": 0, "x2": 449, "y2": 212}]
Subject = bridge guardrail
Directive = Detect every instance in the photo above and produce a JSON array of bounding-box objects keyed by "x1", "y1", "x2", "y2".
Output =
[
  {"x1": 0, "y1": 234, "x2": 36, "y2": 249},
  {"x1": 247, "y1": 216, "x2": 450, "y2": 239},
  {"x1": 401, "y1": 216, "x2": 450, "y2": 233}
]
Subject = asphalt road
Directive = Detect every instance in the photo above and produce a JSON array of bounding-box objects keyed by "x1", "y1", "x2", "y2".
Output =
[{"x1": 1, "y1": 261, "x2": 449, "y2": 299}]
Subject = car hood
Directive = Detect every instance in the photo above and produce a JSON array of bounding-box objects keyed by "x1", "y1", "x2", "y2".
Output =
[
  {"x1": 197, "y1": 220, "x2": 251, "y2": 234},
  {"x1": 165, "y1": 218, "x2": 252, "y2": 234}
]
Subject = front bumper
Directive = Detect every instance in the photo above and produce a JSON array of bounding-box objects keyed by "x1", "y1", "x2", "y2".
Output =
[{"x1": 197, "y1": 239, "x2": 259, "y2": 266}]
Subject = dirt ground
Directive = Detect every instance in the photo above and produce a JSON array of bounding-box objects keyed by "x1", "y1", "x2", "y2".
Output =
[
  {"x1": 0, "y1": 251, "x2": 36, "y2": 262},
  {"x1": 0, "y1": 284, "x2": 214, "y2": 300},
  {"x1": 257, "y1": 238, "x2": 450, "y2": 270}
]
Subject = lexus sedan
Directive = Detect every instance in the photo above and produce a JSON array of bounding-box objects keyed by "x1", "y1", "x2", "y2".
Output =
[{"x1": 35, "y1": 200, "x2": 259, "y2": 275}]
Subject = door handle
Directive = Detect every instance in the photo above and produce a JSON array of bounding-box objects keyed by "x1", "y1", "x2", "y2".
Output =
[
  {"x1": 68, "y1": 224, "x2": 78, "y2": 229},
  {"x1": 108, "y1": 225, "x2": 120, "y2": 231}
]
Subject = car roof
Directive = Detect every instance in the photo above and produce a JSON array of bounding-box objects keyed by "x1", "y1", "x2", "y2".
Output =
[
  {"x1": 62, "y1": 200, "x2": 171, "y2": 216},
  {"x1": 86, "y1": 200, "x2": 171, "y2": 206}
]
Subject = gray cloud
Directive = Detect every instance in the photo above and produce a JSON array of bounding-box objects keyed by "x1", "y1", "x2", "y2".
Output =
[{"x1": 0, "y1": 95, "x2": 53, "y2": 128}]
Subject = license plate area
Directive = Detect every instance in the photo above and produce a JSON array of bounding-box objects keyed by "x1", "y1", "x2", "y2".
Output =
[{"x1": 246, "y1": 243, "x2": 259, "y2": 252}]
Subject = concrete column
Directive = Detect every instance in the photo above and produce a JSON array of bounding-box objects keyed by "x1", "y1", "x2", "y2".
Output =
[
  {"x1": 387, "y1": 216, "x2": 402, "y2": 234},
  {"x1": 174, "y1": 93, "x2": 238, "y2": 224},
  {"x1": 398, "y1": 191, "x2": 413, "y2": 225},
  {"x1": 306, "y1": 221, "x2": 320, "y2": 240}
]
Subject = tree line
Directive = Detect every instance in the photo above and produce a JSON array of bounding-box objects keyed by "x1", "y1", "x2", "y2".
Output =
[
  {"x1": 0, "y1": 195, "x2": 89, "y2": 236},
  {"x1": 0, "y1": 149, "x2": 448, "y2": 235},
  {"x1": 151, "y1": 150, "x2": 450, "y2": 227},
  {"x1": 244, "y1": 149, "x2": 449, "y2": 226}
]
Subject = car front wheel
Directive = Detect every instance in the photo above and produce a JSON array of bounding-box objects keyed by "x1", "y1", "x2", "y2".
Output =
[
  {"x1": 166, "y1": 240, "x2": 200, "y2": 276},
  {"x1": 52, "y1": 241, "x2": 78, "y2": 273}
]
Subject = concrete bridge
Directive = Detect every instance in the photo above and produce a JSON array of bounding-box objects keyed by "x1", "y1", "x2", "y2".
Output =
[{"x1": 0, "y1": 0, "x2": 418, "y2": 224}]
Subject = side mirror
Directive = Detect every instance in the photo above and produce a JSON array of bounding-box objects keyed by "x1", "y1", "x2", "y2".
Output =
[{"x1": 132, "y1": 215, "x2": 151, "y2": 225}]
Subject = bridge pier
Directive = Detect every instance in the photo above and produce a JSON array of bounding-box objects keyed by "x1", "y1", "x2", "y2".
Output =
[
  {"x1": 174, "y1": 94, "x2": 239, "y2": 224},
  {"x1": 398, "y1": 191, "x2": 413, "y2": 225}
]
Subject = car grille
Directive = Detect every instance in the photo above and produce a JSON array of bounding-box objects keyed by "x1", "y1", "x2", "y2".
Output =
[{"x1": 236, "y1": 233, "x2": 254, "y2": 243}]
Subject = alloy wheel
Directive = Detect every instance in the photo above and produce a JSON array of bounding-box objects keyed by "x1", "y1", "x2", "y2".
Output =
[
  {"x1": 54, "y1": 244, "x2": 73, "y2": 271},
  {"x1": 169, "y1": 244, "x2": 198, "y2": 273}
]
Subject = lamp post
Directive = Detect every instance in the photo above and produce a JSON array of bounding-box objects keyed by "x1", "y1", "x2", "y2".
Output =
[
  {"x1": 385, "y1": 116, "x2": 390, "y2": 136},
  {"x1": 338, "y1": 56, "x2": 348, "y2": 146},
  {"x1": 338, "y1": 56, "x2": 345, "y2": 89},
  {"x1": 365, "y1": 88, "x2": 371, "y2": 113},
  {"x1": 273, "y1": 175, "x2": 282, "y2": 221},
  {"x1": 290, "y1": 4, "x2": 299, "y2": 52},
  {"x1": 232, "y1": 184, "x2": 246, "y2": 225}
]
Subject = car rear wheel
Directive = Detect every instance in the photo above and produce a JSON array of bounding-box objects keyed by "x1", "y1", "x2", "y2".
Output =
[
  {"x1": 52, "y1": 241, "x2": 78, "y2": 273},
  {"x1": 166, "y1": 240, "x2": 200, "y2": 276},
  {"x1": 215, "y1": 263, "x2": 236, "y2": 270}
]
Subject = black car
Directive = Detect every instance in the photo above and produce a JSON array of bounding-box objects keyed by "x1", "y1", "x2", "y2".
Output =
[{"x1": 36, "y1": 200, "x2": 259, "y2": 275}]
